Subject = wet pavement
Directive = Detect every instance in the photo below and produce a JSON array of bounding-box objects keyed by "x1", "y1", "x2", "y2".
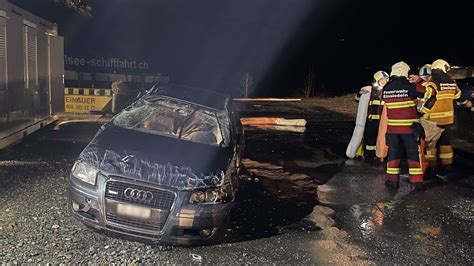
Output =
[
  {"x1": 320, "y1": 159, "x2": 474, "y2": 264},
  {"x1": 239, "y1": 100, "x2": 474, "y2": 264},
  {"x1": 1, "y1": 99, "x2": 473, "y2": 263}
]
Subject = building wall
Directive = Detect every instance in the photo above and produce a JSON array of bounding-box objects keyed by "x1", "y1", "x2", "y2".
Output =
[{"x1": 0, "y1": 0, "x2": 63, "y2": 117}]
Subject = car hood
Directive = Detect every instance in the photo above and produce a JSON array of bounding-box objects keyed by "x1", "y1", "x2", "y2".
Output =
[{"x1": 78, "y1": 125, "x2": 233, "y2": 190}]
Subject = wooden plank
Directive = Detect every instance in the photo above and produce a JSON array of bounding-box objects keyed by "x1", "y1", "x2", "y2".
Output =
[
  {"x1": 240, "y1": 117, "x2": 307, "y2": 127},
  {"x1": 234, "y1": 98, "x2": 301, "y2": 102},
  {"x1": 243, "y1": 124, "x2": 306, "y2": 133}
]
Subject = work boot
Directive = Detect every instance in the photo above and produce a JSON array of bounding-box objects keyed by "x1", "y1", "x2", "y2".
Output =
[
  {"x1": 437, "y1": 165, "x2": 456, "y2": 175},
  {"x1": 436, "y1": 165, "x2": 456, "y2": 182},
  {"x1": 385, "y1": 180, "x2": 399, "y2": 190},
  {"x1": 411, "y1": 182, "x2": 426, "y2": 191},
  {"x1": 366, "y1": 157, "x2": 383, "y2": 167},
  {"x1": 424, "y1": 168, "x2": 437, "y2": 180},
  {"x1": 400, "y1": 174, "x2": 410, "y2": 183}
]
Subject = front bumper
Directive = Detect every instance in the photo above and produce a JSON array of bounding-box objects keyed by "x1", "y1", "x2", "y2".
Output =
[{"x1": 68, "y1": 175, "x2": 233, "y2": 246}]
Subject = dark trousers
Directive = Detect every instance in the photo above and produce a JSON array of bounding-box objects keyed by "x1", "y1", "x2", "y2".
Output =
[
  {"x1": 364, "y1": 119, "x2": 380, "y2": 158},
  {"x1": 386, "y1": 133, "x2": 423, "y2": 183}
]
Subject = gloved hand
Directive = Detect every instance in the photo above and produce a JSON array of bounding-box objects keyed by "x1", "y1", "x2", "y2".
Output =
[
  {"x1": 408, "y1": 75, "x2": 420, "y2": 83},
  {"x1": 410, "y1": 122, "x2": 425, "y2": 141}
]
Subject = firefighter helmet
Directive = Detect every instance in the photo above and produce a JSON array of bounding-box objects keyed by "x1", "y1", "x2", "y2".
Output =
[
  {"x1": 390, "y1": 61, "x2": 410, "y2": 78},
  {"x1": 419, "y1": 64, "x2": 432, "y2": 77},
  {"x1": 432, "y1": 59, "x2": 451, "y2": 73},
  {"x1": 373, "y1": 71, "x2": 389, "y2": 82}
]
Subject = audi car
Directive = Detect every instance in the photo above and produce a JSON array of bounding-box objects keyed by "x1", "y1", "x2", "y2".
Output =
[{"x1": 68, "y1": 84, "x2": 243, "y2": 245}]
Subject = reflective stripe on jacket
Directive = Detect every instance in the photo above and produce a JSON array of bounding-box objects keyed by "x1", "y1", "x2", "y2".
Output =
[
  {"x1": 423, "y1": 82, "x2": 465, "y2": 125},
  {"x1": 368, "y1": 86, "x2": 384, "y2": 121},
  {"x1": 383, "y1": 77, "x2": 435, "y2": 134}
]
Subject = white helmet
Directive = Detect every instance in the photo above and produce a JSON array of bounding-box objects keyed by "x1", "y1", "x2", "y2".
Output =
[
  {"x1": 432, "y1": 59, "x2": 450, "y2": 73},
  {"x1": 390, "y1": 61, "x2": 410, "y2": 78},
  {"x1": 373, "y1": 70, "x2": 389, "y2": 82},
  {"x1": 419, "y1": 64, "x2": 432, "y2": 76}
]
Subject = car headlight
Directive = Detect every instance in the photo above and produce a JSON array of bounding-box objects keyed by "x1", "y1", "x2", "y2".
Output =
[
  {"x1": 189, "y1": 187, "x2": 232, "y2": 204},
  {"x1": 72, "y1": 161, "x2": 99, "y2": 186}
]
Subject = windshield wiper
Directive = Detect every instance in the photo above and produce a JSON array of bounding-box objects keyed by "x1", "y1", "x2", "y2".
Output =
[{"x1": 178, "y1": 109, "x2": 197, "y2": 140}]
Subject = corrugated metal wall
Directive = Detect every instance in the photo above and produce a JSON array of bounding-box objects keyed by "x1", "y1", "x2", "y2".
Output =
[{"x1": 0, "y1": 0, "x2": 63, "y2": 118}]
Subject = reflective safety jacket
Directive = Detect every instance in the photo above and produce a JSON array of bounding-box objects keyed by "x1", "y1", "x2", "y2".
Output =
[
  {"x1": 382, "y1": 77, "x2": 436, "y2": 134},
  {"x1": 421, "y1": 77, "x2": 468, "y2": 125},
  {"x1": 416, "y1": 81, "x2": 436, "y2": 102},
  {"x1": 355, "y1": 85, "x2": 384, "y2": 121}
]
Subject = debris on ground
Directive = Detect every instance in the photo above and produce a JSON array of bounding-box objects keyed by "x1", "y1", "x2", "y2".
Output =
[
  {"x1": 191, "y1": 254, "x2": 202, "y2": 263},
  {"x1": 418, "y1": 226, "x2": 442, "y2": 237},
  {"x1": 306, "y1": 206, "x2": 336, "y2": 229},
  {"x1": 242, "y1": 159, "x2": 319, "y2": 197},
  {"x1": 241, "y1": 117, "x2": 307, "y2": 133},
  {"x1": 240, "y1": 117, "x2": 307, "y2": 127},
  {"x1": 304, "y1": 205, "x2": 369, "y2": 264},
  {"x1": 320, "y1": 227, "x2": 348, "y2": 240}
]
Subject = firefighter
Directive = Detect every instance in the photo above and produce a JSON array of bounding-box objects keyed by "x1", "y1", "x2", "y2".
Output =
[
  {"x1": 418, "y1": 59, "x2": 472, "y2": 176},
  {"x1": 409, "y1": 64, "x2": 437, "y2": 177},
  {"x1": 357, "y1": 71, "x2": 389, "y2": 159},
  {"x1": 411, "y1": 64, "x2": 437, "y2": 113},
  {"x1": 418, "y1": 64, "x2": 432, "y2": 82},
  {"x1": 382, "y1": 61, "x2": 436, "y2": 190}
]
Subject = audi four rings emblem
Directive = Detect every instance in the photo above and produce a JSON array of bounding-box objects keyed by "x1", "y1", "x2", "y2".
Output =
[{"x1": 124, "y1": 188, "x2": 153, "y2": 202}]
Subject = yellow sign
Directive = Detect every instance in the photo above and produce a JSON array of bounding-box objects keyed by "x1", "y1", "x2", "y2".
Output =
[{"x1": 64, "y1": 88, "x2": 112, "y2": 113}]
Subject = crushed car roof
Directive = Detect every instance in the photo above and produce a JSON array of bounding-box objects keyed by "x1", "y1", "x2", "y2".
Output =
[{"x1": 146, "y1": 83, "x2": 230, "y2": 110}]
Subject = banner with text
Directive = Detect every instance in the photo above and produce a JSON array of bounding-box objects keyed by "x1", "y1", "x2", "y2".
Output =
[
  {"x1": 64, "y1": 88, "x2": 112, "y2": 113},
  {"x1": 65, "y1": 54, "x2": 150, "y2": 73}
]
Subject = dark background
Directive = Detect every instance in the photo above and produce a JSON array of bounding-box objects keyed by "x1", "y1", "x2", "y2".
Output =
[{"x1": 12, "y1": 0, "x2": 474, "y2": 96}]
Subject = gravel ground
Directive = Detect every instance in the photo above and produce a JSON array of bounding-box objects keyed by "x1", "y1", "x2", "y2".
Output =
[
  {"x1": 1, "y1": 97, "x2": 472, "y2": 264},
  {"x1": 0, "y1": 126, "x2": 366, "y2": 264},
  {"x1": 303, "y1": 94, "x2": 358, "y2": 119},
  {"x1": 0, "y1": 158, "x2": 362, "y2": 264}
]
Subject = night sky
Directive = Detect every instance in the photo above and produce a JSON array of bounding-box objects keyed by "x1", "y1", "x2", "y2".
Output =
[{"x1": 12, "y1": 0, "x2": 474, "y2": 96}]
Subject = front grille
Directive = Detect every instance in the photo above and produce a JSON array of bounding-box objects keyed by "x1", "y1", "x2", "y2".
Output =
[
  {"x1": 106, "y1": 224, "x2": 160, "y2": 239},
  {"x1": 106, "y1": 213, "x2": 164, "y2": 232},
  {"x1": 105, "y1": 181, "x2": 175, "y2": 210}
]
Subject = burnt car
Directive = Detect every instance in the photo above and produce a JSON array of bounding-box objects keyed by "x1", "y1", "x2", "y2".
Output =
[{"x1": 68, "y1": 84, "x2": 244, "y2": 245}]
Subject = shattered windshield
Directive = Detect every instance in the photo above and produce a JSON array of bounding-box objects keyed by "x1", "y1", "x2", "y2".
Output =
[{"x1": 112, "y1": 97, "x2": 230, "y2": 147}]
